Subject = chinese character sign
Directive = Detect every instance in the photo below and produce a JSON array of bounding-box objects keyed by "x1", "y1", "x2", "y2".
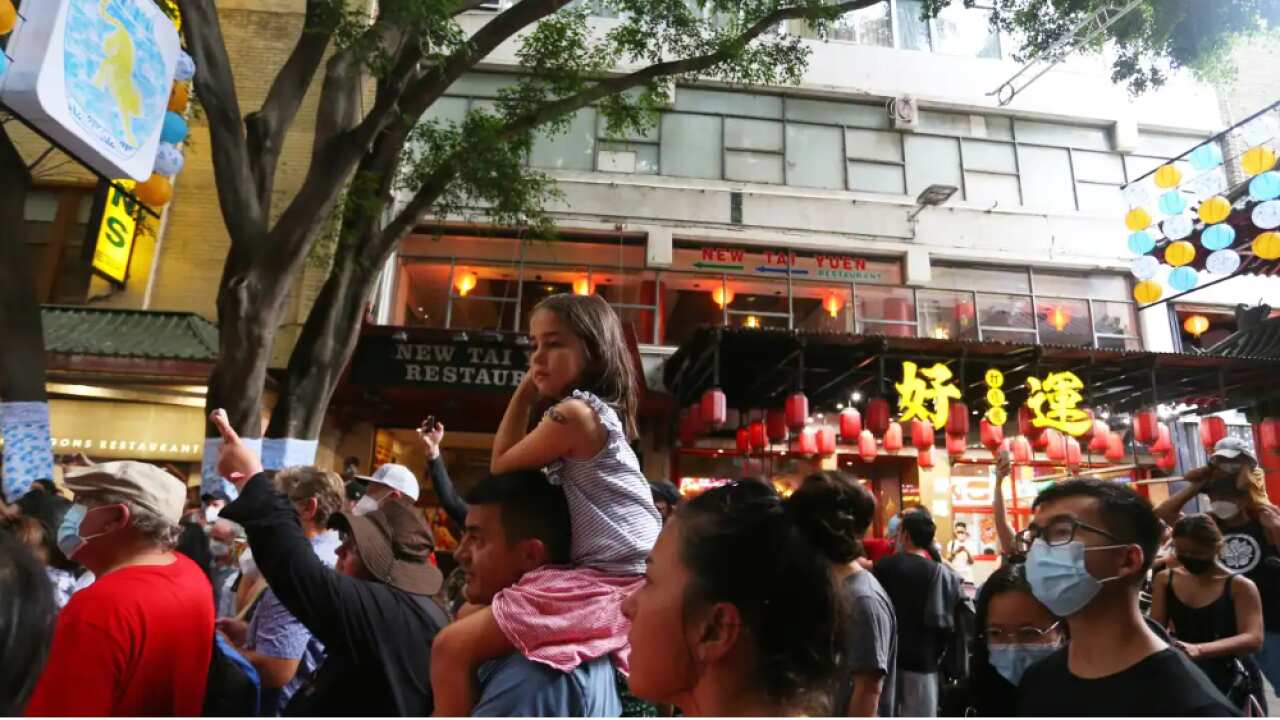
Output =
[
  {"x1": 984, "y1": 369, "x2": 1008, "y2": 426},
  {"x1": 1026, "y1": 371, "x2": 1091, "y2": 436},
  {"x1": 896, "y1": 361, "x2": 961, "y2": 427}
]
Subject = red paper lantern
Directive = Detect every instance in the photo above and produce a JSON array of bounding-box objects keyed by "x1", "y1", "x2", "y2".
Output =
[
  {"x1": 1011, "y1": 436, "x2": 1033, "y2": 464},
  {"x1": 1088, "y1": 420, "x2": 1110, "y2": 452},
  {"x1": 980, "y1": 419, "x2": 1005, "y2": 451},
  {"x1": 954, "y1": 301, "x2": 975, "y2": 326},
  {"x1": 1156, "y1": 451, "x2": 1177, "y2": 472},
  {"x1": 917, "y1": 446, "x2": 935, "y2": 469},
  {"x1": 911, "y1": 420, "x2": 935, "y2": 451},
  {"x1": 883, "y1": 422, "x2": 904, "y2": 452},
  {"x1": 1259, "y1": 419, "x2": 1280, "y2": 470},
  {"x1": 700, "y1": 388, "x2": 727, "y2": 427},
  {"x1": 736, "y1": 427, "x2": 750, "y2": 454},
  {"x1": 1065, "y1": 437, "x2": 1082, "y2": 467},
  {"x1": 786, "y1": 392, "x2": 809, "y2": 431},
  {"x1": 679, "y1": 411, "x2": 696, "y2": 447},
  {"x1": 1200, "y1": 417, "x2": 1228, "y2": 451},
  {"x1": 947, "y1": 402, "x2": 970, "y2": 437},
  {"x1": 749, "y1": 421, "x2": 767, "y2": 450},
  {"x1": 1151, "y1": 424, "x2": 1173, "y2": 454},
  {"x1": 766, "y1": 410, "x2": 788, "y2": 443},
  {"x1": 1033, "y1": 430, "x2": 1050, "y2": 450},
  {"x1": 946, "y1": 433, "x2": 967, "y2": 458},
  {"x1": 1078, "y1": 410, "x2": 1097, "y2": 443},
  {"x1": 1134, "y1": 410, "x2": 1160, "y2": 445},
  {"x1": 866, "y1": 398, "x2": 891, "y2": 436},
  {"x1": 1018, "y1": 405, "x2": 1045, "y2": 442},
  {"x1": 791, "y1": 428, "x2": 818, "y2": 456},
  {"x1": 1104, "y1": 432, "x2": 1126, "y2": 463},
  {"x1": 839, "y1": 408, "x2": 862, "y2": 442},
  {"x1": 858, "y1": 430, "x2": 877, "y2": 463},
  {"x1": 816, "y1": 427, "x2": 837, "y2": 457},
  {"x1": 998, "y1": 438, "x2": 1012, "y2": 456},
  {"x1": 1044, "y1": 429, "x2": 1066, "y2": 462}
]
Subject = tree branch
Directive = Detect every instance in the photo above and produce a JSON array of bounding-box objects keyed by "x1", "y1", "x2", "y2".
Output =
[
  {"x1": 244, "y1": 0, "x2": 334, "y2": 218},
  {"x1": 175, "y1": 0, "x2": 264, "y2": 246}
]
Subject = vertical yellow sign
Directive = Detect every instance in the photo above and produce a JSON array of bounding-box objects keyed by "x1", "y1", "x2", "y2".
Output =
[{"x1": 92, "y1": 181, "x2": 138, "y2": 284}]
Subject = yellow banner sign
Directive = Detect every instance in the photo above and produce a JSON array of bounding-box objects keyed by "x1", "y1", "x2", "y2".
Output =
[{"x1": 92, "y1": 181, "x2": 138, "y2": 284}]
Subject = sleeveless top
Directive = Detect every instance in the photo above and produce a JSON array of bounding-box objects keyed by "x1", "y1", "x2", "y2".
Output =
[
  {"x1": 545, "y1": 390, "x2": 662, "y2": 575},
  {"x1": 1165, "y1": 572, "x2": 1239, "y2": 694}
]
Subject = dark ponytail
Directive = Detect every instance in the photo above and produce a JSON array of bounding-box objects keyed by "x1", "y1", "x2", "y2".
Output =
[
  {"x1": 788, "y1": 471, "x2": 877, "y2": 564},
  {"x1": 675, "y1": 481, "x2": 842, "y2": 712}
]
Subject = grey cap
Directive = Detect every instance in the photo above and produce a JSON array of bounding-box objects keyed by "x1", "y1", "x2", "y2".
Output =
[{"x1": 1212, "y1": 436, "x2": 1258, "y2": 466}]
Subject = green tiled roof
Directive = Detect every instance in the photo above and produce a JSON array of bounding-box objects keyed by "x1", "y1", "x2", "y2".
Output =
[{"x1": 42, "y1": 306, "x2": 219, "y2": 361}]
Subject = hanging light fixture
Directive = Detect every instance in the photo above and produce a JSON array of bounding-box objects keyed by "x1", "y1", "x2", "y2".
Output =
[
  {"x1": 1183, "y1": 314, "x2": 1211, "y2": 338},
  {"x1": 712, "y1": 285, "x2": 735, "y2": 308},
  {"x1": 454, "y1": 271, "x2": 478, "y2": 297},
  {"x1": 573, "y1": 276, "x2": 593, "y2": 296},
  {"x1": 1045, "y1": 305, "x2": 1071, "y2": 332},
  {"x1": 743, "y1": 315, "x2": 760, "y2": 329}
]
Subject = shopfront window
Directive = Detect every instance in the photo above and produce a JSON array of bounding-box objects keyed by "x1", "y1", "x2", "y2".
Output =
[
  {"x1": 1036, "y1": 297, "x2": 1092, "y2": 347},
  {"x1": 794, "y1": 283, "x2": 853, "y2": 333},
  {"x1": 661, "y1": 274, "x2": 727, "y2": 347},
  {"x1": 977, "y1": 293, "x2": 1036, "y2": 343},
  {"x1": 856, "y1": 285, "x2": 916, "y2": 337},
  {"x1": 918, "y1": 289, "x2": 979, "y2": 341}
]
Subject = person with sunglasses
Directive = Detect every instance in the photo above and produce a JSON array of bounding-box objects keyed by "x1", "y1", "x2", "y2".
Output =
[{"x1": 1016, "y1": 478, "x2": 1235, "y2": 717}]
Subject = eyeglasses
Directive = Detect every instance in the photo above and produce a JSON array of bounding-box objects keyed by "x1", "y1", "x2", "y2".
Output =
[
  {"x1": 1013, "y1": 517, "x2": 1124, "y2": 554},
  {"x1": 984, "y1": 621, "x2": 1061, "y2": 645}
]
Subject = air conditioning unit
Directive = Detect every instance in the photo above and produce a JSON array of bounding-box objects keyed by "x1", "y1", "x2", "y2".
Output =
[{"x1": 888, "y1": 95, "x2": 919, "y2": 132}]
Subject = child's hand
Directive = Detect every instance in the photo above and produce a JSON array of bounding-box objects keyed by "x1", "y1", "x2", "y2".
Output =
[{"x1": 515, "y1": 370, "x2": 540, "y2": 404}]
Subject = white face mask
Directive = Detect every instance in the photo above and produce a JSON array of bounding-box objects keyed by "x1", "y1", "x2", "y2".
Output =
[
  {"x1": 1210, "y1": 500, "x2": 1240, "y2": 520},
  {"x1": 239, "y1": 549, "x2": 257, "y2": 577},
  {"x1": 205, "y1": 506, "x2": 221, "y2": 523},
  {"x1": 353, "y1": 494, "x2": 381, "y2": 517}
]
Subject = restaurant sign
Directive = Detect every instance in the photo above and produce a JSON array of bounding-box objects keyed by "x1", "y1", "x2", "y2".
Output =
[
  {"x1": 673, "y1": 245, "x2": 901, "y2": 284},
  {"x1": 350, "y1": 332, "x2": 528, "y2": 391},
  {"x1": 897, "y1": 362, "x2": 1092, "y2": 437}
]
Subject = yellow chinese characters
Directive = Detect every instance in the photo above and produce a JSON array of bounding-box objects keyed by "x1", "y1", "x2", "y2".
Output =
[
  {"x1": 896, "y1": 361, "x2": 961, "y2": 427},
  {"x1": 1025, "y1": 371, "x2": 1091, "y2": 436},
  {"x1": 984, "y1": 368, "x2": 1008, "y2": 426}
]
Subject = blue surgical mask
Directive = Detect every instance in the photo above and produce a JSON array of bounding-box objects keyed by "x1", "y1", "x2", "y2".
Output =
[
  {"x1": 988, "y1": 643, "x2": 1060, "y2": 685},
  {"x1": 57, "y1": 504, "x2": 109, "y2": 560},
  {"x1": 1024, "y1": 538, "x2": 1124, "y2": 617}
]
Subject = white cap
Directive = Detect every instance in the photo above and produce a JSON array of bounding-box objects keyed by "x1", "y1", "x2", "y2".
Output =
[{"x1": 359, "y1": 463, "x2": 420, "y2": 502}]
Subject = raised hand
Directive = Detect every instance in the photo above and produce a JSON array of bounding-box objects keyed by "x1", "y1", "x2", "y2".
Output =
[
  {"x1": 417, "y1": 418, "x2": 445, "y2": 461},
  {"x1": 211, "y1": 409, "x2": 263, "y2": 488}
]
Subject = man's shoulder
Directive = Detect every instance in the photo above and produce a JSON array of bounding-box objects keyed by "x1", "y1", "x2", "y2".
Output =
[{"x1": 475, "y1": 654, "x2": 619, "y2": 717}]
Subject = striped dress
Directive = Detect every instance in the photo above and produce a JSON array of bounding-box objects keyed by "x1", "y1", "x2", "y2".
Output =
[{"x1": 490, "y1": 390, "x2": 662, "y2": 674}]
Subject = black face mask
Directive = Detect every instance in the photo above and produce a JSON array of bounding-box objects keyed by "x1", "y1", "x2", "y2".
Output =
[{"x1": 1178, "y1": 554, "x2": 1215, "y2": 575}]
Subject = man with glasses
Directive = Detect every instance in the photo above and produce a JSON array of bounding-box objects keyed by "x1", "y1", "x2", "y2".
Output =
[{"x1": 1016, "y1": 478, "x2": 1235, "y2": 716}]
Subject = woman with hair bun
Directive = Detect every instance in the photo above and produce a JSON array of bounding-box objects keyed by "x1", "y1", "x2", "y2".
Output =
[
  {"x1": 621, "y1": 480, "x2": 842, "y2": 716},
  {"x1": 790, "y1": 472, "x2": 899, "y2": 717}
]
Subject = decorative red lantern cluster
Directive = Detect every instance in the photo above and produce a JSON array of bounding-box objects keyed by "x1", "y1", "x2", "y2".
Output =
[
  {"x1": 911, "y1": 420, "x2": 935, "y2": 451},
  {"x1": 866, "y1": 398, "x2": 891, "y2": 436},
  {"x1": 1104, "y1": 432, "x2": 1126, "y2": 463},
  {"x1": 1088, "y1": 420, "x2": 1110, "y2": 453},
  {"x1": 1044, "y1": 429, "x2": 1066, "y2": 462},
  {"x1": 858, "y1": 430, "x2": 877, "y2": 463},
  {"x1": 840, "y1": 408, "x2": 862, "y2": 442},
  {"x1": 1133, "y1": 410, "x2": 1160, "y2": 445},
  {"x1": 980, "y1": 419, "x2": 1004, "y2": 452},
  {"x1": 700, "y1": 388, "x2": 726, "y2": 428},
  {"x1": 1258, "y1": 419, "x2": 1280, "y2": 471},
  {"x1": 749, "y1": 420, "x2": 767, "y2": 450},
  {"x1": 883, "y1": 422, "x2": 904, "y2": 453},
  {"x1": 1200, "y1": 417, "x2": 1227, "y2": 451},
  {"x1": 1011, "y1": 436, "x2": 1033, "y2": 464},
  {"x1": 1065, "y1": 436, "x2": 1082, "y2": 468},
  {"x1": 786, "y1": 392, "x2": 809, "y2": 431},
  {"x1": 946, "y1": 433, "x2": 967, "y2": 458},
  {"x1": 736, "y1": 426, "x2": 750, "y2": 454},
  {"x1": 816, "y1": 427, "x2": 837, "y2": 457},
  {"x1": 1018, "y1": 406, "x2": 1044, "y2": 443},
  {"x1": 767, "y1": 409, "x2": 788, "y2": 444},
  {"x1": 790, "y1": 428, "x2": 818, "y2": 456},
  {"x1": 917, "y1": 446, "x2": 935, "y2": 469}
]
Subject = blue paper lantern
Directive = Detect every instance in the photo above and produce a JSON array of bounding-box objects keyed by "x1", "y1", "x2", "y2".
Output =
[
  {"x1": 154, "y1": 143, "x2": 185, "y2": 176},
  {"x1": 1189, "y1": 143, "x2": 1224, "y2": 171},
  {"x1": 1157, "y1": 190, "x2": 1186, "y2": 216},
  {"x1": 1201, "y1": 223, "x2": 1236, "y2": 251},
  {"x1": 1127, "y1": 231, "x2": 1155, "y2": 255},
  {"x1": 1168, "y1": 266, "x2": 1199, "y2": 292},
  {"x1": 1251, "y1": 171, "x2": 1280, "y2": 202},
  {"x1": 1163, "y1": 214, "x2": 1194, "y2": 240},
  {"x1": 160, "y1": 112, "x2": 188, "y2": 144},
  {"x1": 1130, "y1": 255, "x2": 1160, "y2": 281},
  {"x1": 1206, "y1": 249, "x2": 1241, "y2": 276},
  {"x1": 174, "y1": 51, "x2": 196, "y2": 82}
]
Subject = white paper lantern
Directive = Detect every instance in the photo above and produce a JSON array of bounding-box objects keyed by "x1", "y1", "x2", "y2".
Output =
[
  {"x1": 175, "y1": 51, "x2": 196, "y2": 82},
  {"x1": 1205, "y1": 249, "x2": 1242, "y2": 276},
  {"x1": 1162, "y1": 214, "x2": 1194, "y2": 240},
  {"x1": 154, "y1": 143, "x2": 184, "y2": 176},
  {"x1": 1254, "y1": 200, "x2": 1280, "y2": 230},
  {"x1": 1130, "y1": 255, "x2": 1161, "y2": 281},
  {"x1": 1122, "y1": 182, "x2": 1152, "y2": 209}
]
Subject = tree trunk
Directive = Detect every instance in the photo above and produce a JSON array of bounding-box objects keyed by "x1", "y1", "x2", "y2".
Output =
[{"x1": 0, "y1": 126, "x2": 53, "y2": 500}]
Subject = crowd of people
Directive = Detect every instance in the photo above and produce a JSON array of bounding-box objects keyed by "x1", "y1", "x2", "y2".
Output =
[{"x1": 1, "y1": 292, "x2": 1278, "y2": 717}]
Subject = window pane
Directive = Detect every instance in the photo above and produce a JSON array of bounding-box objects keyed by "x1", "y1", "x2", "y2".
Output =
[
  {"x1": 1135, "y1": 131, "x2": 1208, "y2": 158},
  {"x1": 978, "y1": 293, "x2": 1035, "y2": 330},
  {"x1": 726, "y1": 150, "x2": 784, "y2": 184},
  {"x1": 519, "y1": 266, "x2": 585, "y2": 329},
  {"x1": 1072, "y1": 150, "x2": 1124, "y2": 183},
  {"x1": 905, "y1": 135, "x2": 964, "y2": 199},
  {"x1": 446, "y1": 73, "x2": 518, "y2": 98},
  {"x1": 919, "y1": 111, "x2": 976, "y2": 137},
  {"x1": 1013, "y1": 120, "x2": 1111, "y2": 151},
  {"x1": 597, "y1": 142, "x2": 659, "y2": 174},
  {"x1": 1037, "y1": 298, "x2": 1092, "y2": 346},
  {"x1": 848, "y1": 161, "x2": 906, "y2": 194},
  {"x1": 1123, "y1": 154, "x2": 1164, "y2": 181},
  {"x1": 1094, "y1": 301, "x2": 1138, "y2": 338},
  {"x1": 933, "y1": 266, "x2": 1031, "y2": 294},
  {"x1": 896, "y1": 0, "x2": 932, "y2": 51},
  {"x1": 1017, "y1": 145, "x2": 1074, "y2": 212},
  {"x1": 530, "y1": 109, "x2": 596, "y2": 170},
  {"x1": 596, "y1": 111, "x2": 659, "y2": 142},
  {"x1": 963, "y1": 140, "x2": 1017, "y2": 173},
  {"x1": 856, "y1": 286, "x2": 916, "y2": 336},
  {"x1": 787, "y1": 98, "x2": 888, "y2": 129},
  {"x1": 24, "y1": 192, "x2": 58, "y2": 222},
  {"x1": 450, "y1": 297, "x2": 518, "y2": 332},
  {"x1": 966, "y1": 172, "x2": 1020, "y2": 207},
  {"x1": 1034, "y1": 271, "x2": 1129, "y2": 301},
  {"x1": 675, "y1": 88, "x2": 782, "y2": 119},
  {"x1": 1076, "y1": 182, "x2": 1125, "y2": 215},
  {"x1": 985, "y1": 328, "x2": 1037, "y2": 344},
  {"x1": 793, "y1": 284, "x2": 853, "y2": 333},
  {"x1": 661, "y1": 113, "x2": 722, "y2": 179},
  {"x1": 661, "y1": 274, "x2": 727, "y2": 345},
  {"x1": 828, "y1": 1, "x2": 892, "y2": 46},
  {"x1": 918, "y1": 290, "x2": 980, "y2": 341},
  {"x1": 983, "y1": 116, "x2": 1014, "y2": 140},
  {"x1": 846, "y1": 128, "x2": 903, "y2": 162},
  {"x1": 931, "y1": 3, "x2": 1000, "y2": 58},
  {"x1": 398, "y1": 262, "x2": 451, "y2": 328},
  {"x1": 421, "y1": 96, "x2": 468, "y2": 126},
  {"x1": 725, "y1": 119, "x2": 783, "y2": 151},
  {"x1": 786, "y1": 123, "x2": 843, "y2": 189}
]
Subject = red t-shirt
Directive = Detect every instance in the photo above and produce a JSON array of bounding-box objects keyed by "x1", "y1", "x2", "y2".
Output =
[
  {"x1": 26, "y1": 554, "x2": 214, "y2": 717},
  {"x1": 864, "y1": 537, "x2": 894, "y2": 564}
]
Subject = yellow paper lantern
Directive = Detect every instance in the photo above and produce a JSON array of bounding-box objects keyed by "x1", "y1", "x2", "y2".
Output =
[
  {"x1": 1242, "y1": 146, "x2": 1277, "y2": 177},
  {"x1": 1183, "y1": 314, "x2": 1210, "y2": 338},
  {"x1": 1154, "y1": 164, "x2": 1182, "y2": 189},
  {"x1": 1134, "y1": 281, "x2": 1163, "y2": 304},
  {"x1": 134, "y1": 174, "x2": 173, "y2": 207},
  {"x1": 0, "y1": 0, "x2": 16, "y2": 35},
  {"x1": 1254, "y1": 231, "x2": 1280, "y2": 261},
  {"x1": 1125, "y1": 208, "x2": 1151, "y2": 231},
  {"x1": 1198, "y1": 196, "x2": 1232, "y2": 225},
  {"x1": 168, "y1": 84, "x2": 190, "y2": 113},
  {"x1": 1164, "y1": 240, "x2": 1196, "y2": 267}
]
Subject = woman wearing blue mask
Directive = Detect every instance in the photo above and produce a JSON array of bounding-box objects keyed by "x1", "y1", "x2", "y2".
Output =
[{"x1": 963, "y1": 562, "x2": 1063, "y2": 716}]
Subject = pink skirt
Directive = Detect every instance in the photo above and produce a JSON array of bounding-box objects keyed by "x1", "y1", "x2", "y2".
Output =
[{"x1": 491, "y1": 565, "x2": 641, "y2": 673}]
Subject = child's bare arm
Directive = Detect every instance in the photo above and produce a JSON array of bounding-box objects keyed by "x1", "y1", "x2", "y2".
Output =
[
  {"x1": 430, "y1": 606, "x2": 515, "y2": 715},
  {"x1": 491, "y1": 399, "x2": 600, "y2": 475}
]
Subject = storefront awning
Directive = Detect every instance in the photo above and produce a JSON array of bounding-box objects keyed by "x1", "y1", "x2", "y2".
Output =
[
  {"x1": 43, "y1": 306, "x2": 219, "y2": 378},
  {"x1": 664, "y1": 327, "x2": 1280, "y2": 417}
]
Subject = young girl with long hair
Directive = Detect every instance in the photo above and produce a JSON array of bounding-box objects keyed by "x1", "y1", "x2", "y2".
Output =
[{"x1": 430, "y1": 293, "x2": 662, "y2": 715}]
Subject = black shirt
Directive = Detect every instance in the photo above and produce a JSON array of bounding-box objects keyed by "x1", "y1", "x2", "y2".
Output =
[
  {"x1": 1018, "y1": 647, "x2": 1237, "y2": 717},
  {"x1": 874, "y1": 553, "x2": 946, "y2": 673},
  {"x1": 221, "y1": 473, "x2": 449, "y2": 717},
  {"x1": 1215, "y1": 516, "x2": 1280, "y2": 629}
]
